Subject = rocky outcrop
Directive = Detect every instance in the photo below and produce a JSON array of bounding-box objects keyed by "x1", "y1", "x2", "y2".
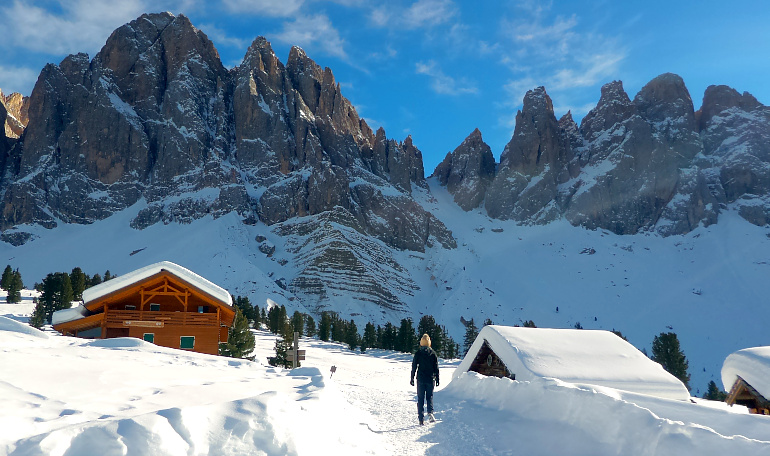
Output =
[
  {"x1": 0, "y1": 12, "x2": 453, "y2": 255},
  {"x1": 432, "y1": 128, "x2": 495, "y2": 211},
  {"x1": 1, "y1": 91, "x2": 29, "y2": 139},
  {"x1": 437, "y1": 73, "x2": 768, "y2": 235}
]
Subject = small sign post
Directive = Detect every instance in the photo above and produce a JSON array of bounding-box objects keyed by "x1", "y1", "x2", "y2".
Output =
[{"x1": 285, "y1": 332, "x2": 306, "y2": 368}]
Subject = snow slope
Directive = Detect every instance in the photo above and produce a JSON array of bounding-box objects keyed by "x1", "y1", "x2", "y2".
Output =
[
  {"x1": 1, "y1": 315, "x2": 769, "y2": 456},
  {"x1": 2, "y1": 179, "x2": 770, "y2": 394}
]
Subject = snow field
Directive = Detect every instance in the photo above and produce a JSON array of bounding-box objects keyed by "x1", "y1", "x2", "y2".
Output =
[{"x1": 1, "y1": 311, "x2": 770, "y2": 456}]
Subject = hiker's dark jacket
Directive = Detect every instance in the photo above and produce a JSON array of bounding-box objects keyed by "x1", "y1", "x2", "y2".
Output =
[{"x1": 411, "y1": 346, "x2": 439, "y2": 384}]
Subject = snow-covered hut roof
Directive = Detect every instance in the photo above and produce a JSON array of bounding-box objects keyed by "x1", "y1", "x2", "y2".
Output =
[
  {"x1": 721, "y1": 346, "x2": 770, "y2": 399},
  {"x1": 51, "y1": 304, "x2": 90, "y2": 326},
  {"x1": 454, "y1": 325, "x2": 690, "y2": 401},
  {"x1": 82, "y1": 261, "x2": 233, "y2": 307}
]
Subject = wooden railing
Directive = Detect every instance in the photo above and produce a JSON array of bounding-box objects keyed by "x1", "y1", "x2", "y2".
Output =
[{"x1": 105, "y1": 310, "x2": 218, "y2": 327}]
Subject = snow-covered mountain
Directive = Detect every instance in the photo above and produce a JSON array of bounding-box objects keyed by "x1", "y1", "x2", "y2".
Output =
[{"x1": 1, "y1": 12, "x2": 770, "y2": 395}]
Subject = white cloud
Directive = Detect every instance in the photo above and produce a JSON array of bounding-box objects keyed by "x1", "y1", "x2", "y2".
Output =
[
  {"x1": 499, "y1": 5, "x2": 627, "y2": 113},
  {"x1": 403, "y1": 0, "x2": 457, "y2": 29},
  {"x1": 222, "y1": 0, "x2": 304, "y2": 17},
  {"x1": 0, "y1": 0, "x2": 201, "y2": 57},
  {"x1": 370, "y1": 0, "x2": 457, "y2": 30},
  {"x1": 415, "y1": 60, "x2": 477, "y2": 96},
  {"x1": 0, "y1": 65, "x2": 41, "y2": 96},
  {"x1": 273, "y1": 14, "x2": 348, "y2": 60},
  {"x1": 198, "y1": 23, "x2": 249, "y2": 49}
]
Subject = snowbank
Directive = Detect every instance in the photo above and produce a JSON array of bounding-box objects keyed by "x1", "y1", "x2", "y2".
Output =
[
  {"x1": 455, "y1": 325, "x2": 690, "y2": 400},
  {"x1": 0, "y1": 316, "x2": 48, "y2": 339},
  {"x1": 722, "y1": 346, "x2": 770, "y2": 398},
  {"x1": 443, "y1": 372, "x2": 770, "y2": 454},
  {"x1": 81, "y1": 261, "x2": 233, "y2": 306}
]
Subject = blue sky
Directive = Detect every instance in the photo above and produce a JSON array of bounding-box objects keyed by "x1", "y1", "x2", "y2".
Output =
[{"x1": 1, "y1": 0, "x2": 768, "y2": 172}]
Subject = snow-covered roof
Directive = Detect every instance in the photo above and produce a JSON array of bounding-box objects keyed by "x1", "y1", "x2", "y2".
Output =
[
  {"x1": 721, "y1": 346, "x2": 770, "y2": 399},
  {"x1": 51, "y1": 304, "x2": 90, "y2": 325},
  {"x1": 455, "y1": 325, "x2": 690, "y2": 401},
  {"x1": 82, "y1": 261, "x2": 233, "y2": 307}
]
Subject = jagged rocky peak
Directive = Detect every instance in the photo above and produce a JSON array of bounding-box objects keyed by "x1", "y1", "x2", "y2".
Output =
[
  {"x1": 696, "y1": 84, "x2": 763, "y2": 130},
  {"x1": 634, "y1": 73, "x2": 696, "y2": 127},
  {"x1": 580, "y1": 80, "x2": 636, "y2": 141},
  {"x1": 433, "y1": 128, "x2": 495, "y2": 211},
  {"x1": 501, "y1": 86, "x2": 564, "y2": 176},
  {"x1": 1, "y1": 90, "x2": 30, "y2": 138}
]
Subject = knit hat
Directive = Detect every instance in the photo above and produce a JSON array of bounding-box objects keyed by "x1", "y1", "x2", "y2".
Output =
[{"x1": 420, "y1": 334, "x2": 431, "y2": 347}]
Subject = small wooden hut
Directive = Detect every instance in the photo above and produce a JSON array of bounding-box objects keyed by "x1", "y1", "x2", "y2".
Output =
[
  {"x1": 454, "y1": 325, "x2": 690, "y2": 401},
  {"x1": 53, "y1": 261, "x2": 235, "y2": 355},
  {"x1": 722, "y1": 347, "x2": 770, "y2": 415}
]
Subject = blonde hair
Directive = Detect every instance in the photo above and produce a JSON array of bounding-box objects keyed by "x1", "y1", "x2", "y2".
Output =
[{"x1": 420, "y1": 334, "x2": 431, "y2": 347}]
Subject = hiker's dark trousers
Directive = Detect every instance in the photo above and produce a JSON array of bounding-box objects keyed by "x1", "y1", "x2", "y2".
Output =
[{"x1": 417, "y1": 379, "x2": 434, "y2": 420}]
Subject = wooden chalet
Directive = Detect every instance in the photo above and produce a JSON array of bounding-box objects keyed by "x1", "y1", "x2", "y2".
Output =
[
  {"x1": 726, "y1": 376, "x2": 770, "y2": 415},
  {"x1": 53, "y1": 261, "x2": 235, "y2": 355},
  {"x1": 722, "y1": 346, "x2": 770, "y2": 415}
]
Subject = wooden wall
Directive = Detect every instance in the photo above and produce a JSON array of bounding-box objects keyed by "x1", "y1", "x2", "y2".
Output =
[
  {"x1": 127, "y1": 325, "x2": 221, "y2": 355},
  {"x1": 468, "y1": 340, "x2": 515, "y2": 380}
]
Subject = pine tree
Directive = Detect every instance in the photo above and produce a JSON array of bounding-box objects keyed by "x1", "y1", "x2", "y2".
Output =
[
  {"x1": 233, "y1": 296, "x2": 257, "y2": 326},
  {"x1": 417, "y1": 315, "x2": 443, "y2": 355},
  {"x1": 90, "y1": 273, "x2": 102, "y2": 287},
  {"x1": 651, "y1": 332, "x2": 691, "y2": 391},
  {"x1": 1, "y1": 265, "x2": 13, "y2": 290},
  {"x1": 483, "y1": 318, "x2": 494, "y2": 327},
  {"x1": 463, "y1": 318, "x2": 479, "y2": 356},
  {"x1": 319, "y1": 312, "x2": 332, "y2": 341},
  {"x1": 522, "y1": 320, "x2": 537, "y2": 328},
  {"x1": 70, "y1": 267, "x2": 87, "y2": 301},
  {"x1": 291, "y1": 311, "x2": 304, "y2": 337},
  {"x1": 362, "y1": 322, "x2": 377, "y2": 351},
  {"x1": 103, "y1": 270, "x2": 113, "y2": 281},
  {"x1": 346, "y1": 319, "x2": 359, "y2": 350},
  {"x1": 58, "y1": 274, "x2": 74, "y2": 312},
  {"x1": 397, "y1": 318, "x2": 416, "y2": 353},
  {"x1": 382, "y1": 322, "x2": 397, "y2": 350},
  {"x1": 29, "y1": 298, "x2": 45, "y2": 329},
  {"x1": 702, "y1": 380, "x2": 728, "y2": 401},
  {"x1": 305, "y1": 315, "x2": 317, "y2": 338},
  {"x1": 219, "y1": 309, "x2": 256, "y2": 360},
  {"x1": 6, "y1": 270, "x2": 22, "y2": 303}
]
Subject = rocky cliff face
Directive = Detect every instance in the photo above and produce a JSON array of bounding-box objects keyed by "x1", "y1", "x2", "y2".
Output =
[
  {"x1": 0, "y1": 12, "x2": 454, "y2": 313},
  {"x1": 432, "y1": 128, "x2": 495, "y2": 211},
  {"x1": 437, "y1": 73, "x2": 769, "y2": 235},
  {"x1": 1, "y1": 91, "x2": 29, "y2": 139}
]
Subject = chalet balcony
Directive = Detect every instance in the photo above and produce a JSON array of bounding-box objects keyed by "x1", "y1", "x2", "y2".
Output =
[{"x1": 104, "y1": 310, "x2": 219, "y2": 328}]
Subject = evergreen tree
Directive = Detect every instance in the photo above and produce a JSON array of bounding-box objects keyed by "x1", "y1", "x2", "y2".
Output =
[
  {"x1": 574, "y1": 321, "x2": 583, "y2": 329},
  {"x1": 651, "y1": 332, "x2": 691, "y2": 391},
  {"x1": 319, "y1": 312, "x2": 332, "y2": 341},
  {"x1": 90, "y1": 273, "x2": 102, "y2": 287},
  {"x1": 483, "y1": 318, "x2": 494, "y2": 327},
  {"x1": 522, "y1": 320, "x2": 537, "y2": 328},
  {"x1": 70, "y1": 267, "x2": 87, "y2": 301},
  {"x1": 219, "y1": 309, "x2": 256, "y2": 360},
  {"x1": 382, "y1": 322, "x2": 397, "y2": 350},
  {"x1": 331, "y1": 314, "x2": 345, "y2": 342},
  {"x1": 291, "y1": 311, "x2": 305, "y2": 337},
  {"x1": 58, "y1": 274, "x2": 74, "y2": 311},
  {"x1": 417, "y1": 315, "x2": 443, "y2": 355},
  {"x1": 1, "y1": 265, "x2": 13, "y2": 290},
  {"x1": 397, "y1": 318, "x2": 416, "y2": 353},
  {"x1": 6, "y1": 270, "x2": 22, "y2": 303},
  {"x1": 269, "y1": 337, "x2": 292, "y2": 368},
  {"x1": 38, "y1": 273, "x2": 74, "y2": 323},
  {"x1": 362, "y1": 322, "x2": 377, "y2": 351},
  {"x1": 267, "y1": 305, "x2": 282, "y2": 333},
  {"x1": 305, "y1": 315, "x2": 317, "y2": 338},
  {"x1": 233, "y1": 296, "x2": 257, "y2": 325},
  {"x1": 463, "y1": 318, "x2": 479, "y2": 356},
  {"x1": 611, "y1": 329, "x2": 629, "y2": 342},
  {"x1": 346, "y1": 319, "x2": 359, "y2": 350},
  {"x1": 103, "y1": 270, "x2": 113, "y2": 281},
  {"x1": 703, "y1": 380, "x2": 728, "y2": 401},
  {"x1": 29, "y1": 298, "x2": 45, "y2": 329}
]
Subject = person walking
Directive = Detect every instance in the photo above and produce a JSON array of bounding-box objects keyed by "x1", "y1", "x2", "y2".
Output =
[{"x1": 410, "y1": 333, "x2": 439, "y2": 425}]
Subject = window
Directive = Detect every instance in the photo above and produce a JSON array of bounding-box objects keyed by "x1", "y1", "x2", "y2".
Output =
[
  {"x1": 150, "y1": 303, "x2": 160, "y2": 311},
  {"x1": 125, "y1": 305, "x2": 136, "y2": 310},
  {"x1": 198, "y1": 306, "x2": 207, "y2": 313},
  {"x1": 143, "y1": 333, "x2": 154, "y2": 343},
  {"x1": 180, "y1": 336, "x2": 195, "y2": 350}
]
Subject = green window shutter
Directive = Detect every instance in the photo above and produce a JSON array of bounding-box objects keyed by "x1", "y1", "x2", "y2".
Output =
[
  {"x1": 143, "y1": 333, "x2": 155, "y2": 343},
  {"x1": 180, "y1": 336, "x2": 195, "y2": 349}
]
